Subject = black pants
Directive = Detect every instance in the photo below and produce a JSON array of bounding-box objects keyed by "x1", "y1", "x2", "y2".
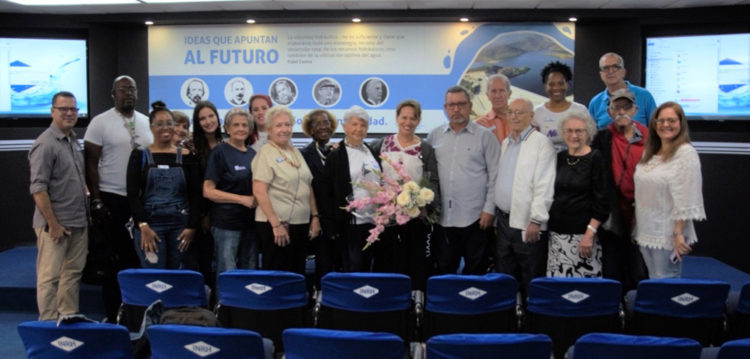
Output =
[
  {"x1": 340, "y1": 223, "x2": 377, "y2": 272},
  {"x1": 494, "y1": 210, "x2": 548, "y2": 299},
  {"x1": 434, "y1": 220, "x2": 490, "y2": 275},
  {"x1": 181, "y1": 221, "x2": 216, "y2": 289},
  {"x1": 98, "y1": 191, "x2": 141, "y2": 322},
  {"x1": 257, "y1": 222, "x2": 309, "y2": 275},
  {"x1": 378, "y1": 219, "x2": 432, "y2": 290},
  {"x1": 310, "y1": 229, "x2": 344, "y2": 288},
  {"x1": 599, "y1": 228, "x2": 648, "y2": 293}
]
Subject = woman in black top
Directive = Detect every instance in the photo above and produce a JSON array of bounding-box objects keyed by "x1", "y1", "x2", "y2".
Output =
[
  {"x1": 547, "y1": 110, "x2": 609, "y2": 277},
  {"x1": 126, "y1": 101, "x2": 201, "y2": 269}
]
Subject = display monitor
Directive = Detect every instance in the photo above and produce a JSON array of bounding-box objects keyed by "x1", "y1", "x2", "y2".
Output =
[{"x1": 645, "y1": 33, "x2": 749, "y2": 120}]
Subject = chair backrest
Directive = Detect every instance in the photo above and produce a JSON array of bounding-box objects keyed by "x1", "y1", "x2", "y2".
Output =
[
  {"x1": 17, "y1": 321, "x2": 133, "y2": 359},
  {"x1": 426, "y1": 273, "x2": 517, "y2": 315},
  {"x1": 118, "y1": 268, "x2": 207, "y2": 307},
  {"x1": 718, "y1": 338, "x2": 750, "y2": 359},
  {"x1": 147, "y1": 324, "x2": 265, "y2": 359},
  {"x1": 218, "y1": 269, "x2": 307, "y2": 310},
  {"x1": 736, "y1": 281, "x2": 750, "y2": 314},
  {"x1": 527, "y1": 277, "x2": 622, "y2": 317},
  {"x1": 572, "y1": 333, "x2": 702, "y2": 359},
  {"x1": 283, "y1": 328, "x2": 404, "y2": 359},
  {"x1": 321, "y1": 272, "x2": 411, "y2": 312},
  {"x1": 426, "y1": 333, "x2": 552, "y2": 359},
  {"x1": 634, "y1": 278, "x2": 730, "y2": 318}
]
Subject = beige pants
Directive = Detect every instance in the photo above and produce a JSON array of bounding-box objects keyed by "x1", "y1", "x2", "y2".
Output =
[{"x1": 35, "y1": 226, "x2": 88, "y2": 321}]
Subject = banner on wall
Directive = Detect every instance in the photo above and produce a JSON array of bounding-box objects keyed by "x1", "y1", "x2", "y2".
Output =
[{"x1": 148, "y1": 22, "x2": 575, "y2": 134}]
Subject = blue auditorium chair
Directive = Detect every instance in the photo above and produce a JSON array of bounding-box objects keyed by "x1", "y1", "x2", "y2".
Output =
[
  {"x1": 524, "y1": 277, "x2": 622, "y2": 359},
  {"x1": 570, "y1": 332, "x2": 702, "y2": 359},
  {"x1": 626, "y1": 278, "x2": 730, "y2": 346},
  {"x1": 316, "y1": 272, "x2": 412, "y2": 340},
  {"x1": 283, "y1": 328, "x2": 404, "y2": 359},
  {"x1": 426, "y1": 333, "x2": 552, "y2": 359},
  {"x1": 216, "y1": 270, "x2": 307, "y2": 353},
  {"x1": 18, "y1": 320, "x2": 133, "y2": 359},
  {"x1": 147, "y1": 324, "x2": 269, "y2": 359},
  {"x1": 725, "y1": 280, "x2": 750, "y2": 339},
  {"x1": 423, "y1": 273, "x2": 518, "y2": 340}
]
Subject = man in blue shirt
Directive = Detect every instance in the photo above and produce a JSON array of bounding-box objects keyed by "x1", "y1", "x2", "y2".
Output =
[{"x1": 589, "y1": 52, "x2": 657, "y2": 128}]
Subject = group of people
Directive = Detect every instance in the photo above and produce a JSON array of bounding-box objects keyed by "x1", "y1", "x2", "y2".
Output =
[{"x1": 29, "y1": 51, "x2": 705, "y2": 321}]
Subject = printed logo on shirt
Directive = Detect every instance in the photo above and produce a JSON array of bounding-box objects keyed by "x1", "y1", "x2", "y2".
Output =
[
  {"x1": 234, "y1": 165, "x2": 247, "y2": 171},
  {"x1": 276, "y1": 156, "x2": 285, "y2": 163},
  {"x1": 157, "y1": 165, "x2": 170, "y2": 169}
]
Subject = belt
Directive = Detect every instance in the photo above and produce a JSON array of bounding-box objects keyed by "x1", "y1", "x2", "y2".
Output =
[{"x1": 496, "y1": 208, "x2": 510, "y2": 217}]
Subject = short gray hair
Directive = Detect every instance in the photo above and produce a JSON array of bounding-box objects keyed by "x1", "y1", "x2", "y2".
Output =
[
  {"x1": 342, "y1": 105, "x2": 369, "y2": 126},
  {"x1": 599, "y1": 52, "x2": 624, "y2": 69},
  {"x1": 265, "y1": 106, "x2": 295, "y2": 127},
  {"x1": 223, "y1": 107, "x2": 254, "y2": 134},
  {"x1": 445, "y1": 85, "x2": 471, "y2": 102},
  {"x1": 558, "y1": 110, "x2": 597, "y2": 145},
  {"x1": 487, "y1": 74, "x2": 511, "y2": 92}
]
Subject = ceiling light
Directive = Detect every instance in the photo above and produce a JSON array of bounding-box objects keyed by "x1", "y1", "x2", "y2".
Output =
[
  {"x1": 246, "y1": 19, "x2": 256, "y2": 24},
  {"x1": 569, "y1": 17, "x2": 578, "y2": 22},
  {"x1": 460, "y1": 17, "x2": 469, "y2": 22},
  {"x1": 352, "y1": 18, "x2": 361, "y2": 23},
  {"x1": 145, "y1": 20, "x2": 154, "y2": 26},
  {"x1": 8, "y1": 0, "x2": 137, "y2": 4}
]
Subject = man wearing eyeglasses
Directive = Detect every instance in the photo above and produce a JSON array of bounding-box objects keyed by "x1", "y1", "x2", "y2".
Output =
[
  {"x1": 426, "y1": 85, "x2": 501, "y2": 275},
  {"x1": 588, "y1": 52, "x2": 656, "y2": 128},
  {"x1": 494, "y1": 98, "x2": 556, "y2": 298},
  {"x1": 29, "y1": 92, "x2": 88, "y2": 320},
  {"x1": 591, "y1": 88, "x2": 649, "y2": 293},
  {"x1": 83, "y1": 75, "x2": 153, "y2": 322}
]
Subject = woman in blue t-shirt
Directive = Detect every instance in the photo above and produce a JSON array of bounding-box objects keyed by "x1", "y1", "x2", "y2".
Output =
[{"x1": 203, "y1": 108, "x2": 258, "y2": 278}]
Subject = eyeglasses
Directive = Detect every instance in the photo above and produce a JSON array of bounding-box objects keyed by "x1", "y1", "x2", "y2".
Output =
[
  {"x1": 152, "y1": 120, "x2": 176, "y2": 128},
  {"x1": 445, "y1": 101, "x2": 470, "y2": 109},
  {"x1": 504, "y1": 110, "x2": 529, "y2": 117},
  {"x1": 115, "y1": 86, "x2": 137, "y2": 94},
  {"x1": 53, "y1": 106, "x2": 79, "y2": 113},
  {"x1": 656, "y1": 117, "x2": 680, "y2": 125},
  {"x1": 609, "y1": 103, "x2": 634, "y2": 112},
  {"x1": 564, "y1": 128, "x2": 586, "y2": 136},
  {"x1": 600, "y1": 64, "x2": 623, "y2": 72}
]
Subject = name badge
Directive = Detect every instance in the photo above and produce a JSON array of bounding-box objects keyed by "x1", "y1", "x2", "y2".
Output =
[
  {"x1": 276, "y1": 156, "x2": 285, "y2": 163},
  {"x1": 157, "y1": 165, "x2": 170, "y2": 169},
  {"x1": 234, "y1": 165, "x2": 247, "y2": 171}
]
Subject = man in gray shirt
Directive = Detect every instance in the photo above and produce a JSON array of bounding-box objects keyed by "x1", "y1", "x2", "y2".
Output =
[
  {"x1": 29, "y1": 91, "x2": 88, "y2": 320},
  {"x1": 426, "y1": 85, "x2": 501, "y2": 274}
]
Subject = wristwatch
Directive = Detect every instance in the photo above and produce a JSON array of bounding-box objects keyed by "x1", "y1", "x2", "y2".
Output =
[{"x1": 91, "y1": 198, "x2": 104, "y2": 211}]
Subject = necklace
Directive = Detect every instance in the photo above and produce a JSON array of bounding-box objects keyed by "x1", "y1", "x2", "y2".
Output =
[
  {"x1": 270, "y1": 142, "x2": 301, "y2": 168},
  {"x1": 566, "y1": 155, "x2": 581, "y2": 166}
]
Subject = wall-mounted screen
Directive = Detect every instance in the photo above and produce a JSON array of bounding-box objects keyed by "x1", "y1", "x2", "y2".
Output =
[
  {"x1": 0, "y1": 37, "x2": 88, "y2": 119},
  {"x1": 645, "y1": 33, "x2": 749, "y2": 120},
  {"x1": 148, "y1": 22, "x2": 575, "y2": 134}
]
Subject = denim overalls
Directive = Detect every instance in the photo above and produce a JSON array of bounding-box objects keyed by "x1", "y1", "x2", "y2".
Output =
[{"x1": 134, "y1": 148, "x2": 189, "y2": 268}]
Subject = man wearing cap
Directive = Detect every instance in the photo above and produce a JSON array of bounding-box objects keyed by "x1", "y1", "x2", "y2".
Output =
[
  {"x1": 475, "y1": 74, "x2": 513, "y2": 144},
  {"x1": 589, "y1": 52, "x2": 656, "y2": 128},
  {"x1": 591, "y1": 88, "x2": 649, "y2": 291}
]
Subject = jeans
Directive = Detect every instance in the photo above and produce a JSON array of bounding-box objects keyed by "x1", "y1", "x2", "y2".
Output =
[
  {"x1": 133, "y1": 203, "x2": 188, "y2": 269},
  {"x1": 211, "y1": 226, "x2": 256, "y2": 278},
  {"x1": 639, "y1": 246, "x2": 682, "y2": 279}
]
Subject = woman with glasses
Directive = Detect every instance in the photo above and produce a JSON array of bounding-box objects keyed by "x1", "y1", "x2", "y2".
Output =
[
  {"x1": 533, "y1": 61, "x2": 588, "y2": 152},
  {"x1": 546, "y1": 110, "x2": 609, "y2": 277},
  {"x1": 634, "y1": 102, "x2": 705, "y2": 278},
  {"x1": 126, "y1": 101, "x2": 201, "y2": 269}
]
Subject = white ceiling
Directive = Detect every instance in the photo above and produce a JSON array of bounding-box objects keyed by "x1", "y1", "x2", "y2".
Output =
[{"x1": 0, "y1": 0, "x2": 747, "y2": 15}]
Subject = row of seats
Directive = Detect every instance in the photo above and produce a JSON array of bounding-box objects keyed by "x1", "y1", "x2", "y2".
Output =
[{"x1": 16, "y1": 322, "x2": 750, "y2": 359}]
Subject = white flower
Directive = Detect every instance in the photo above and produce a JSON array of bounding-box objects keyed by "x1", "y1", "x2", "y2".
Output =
[
  {"x1": 396, "y1": 190, "x2": 411, "y2": 207},
  {"x1": 402, "y1": 181, "x2": 420, "y2": 194},
  {"x1": 418, "y1": 188, "x2": 434, "y2": 204},
  {"x1": 407, "y1": 206, "x2": 421, "y2": 218}
]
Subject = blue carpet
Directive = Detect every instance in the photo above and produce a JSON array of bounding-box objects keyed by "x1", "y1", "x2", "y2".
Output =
[
  {"x1": 0, "y1": 311, "x2": 39, "y2": 359},
  {"x1": 682, "y1": 256, "x2": 750, "y2": 291}
]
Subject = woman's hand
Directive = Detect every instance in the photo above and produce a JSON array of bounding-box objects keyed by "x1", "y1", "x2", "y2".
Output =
[
  {"x1": 273, "y1": 224, "x2": 290, "y2": 247},
  {"x1": 673, "y1": 233, "x2": 692, "y2": 260},
  {"x1": 309, "y1": 217, "x2": 321, "y2": 239},
  {"x1": 579, "y1": 232, "x2": 594, "y2": 258},
  {"x1": 177, "y1": 228, "x2": 196, "y2": 252},
  {"x1": 240, "y1": 195, "x2": 257, "y2": 209},
  {"x1": 140, "y1": 224, "x2": 161, "y2": 253}
]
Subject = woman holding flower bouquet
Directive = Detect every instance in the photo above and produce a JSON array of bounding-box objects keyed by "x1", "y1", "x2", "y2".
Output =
[
  {"x1": 320, "y1": 106, "x2": 382, "y2": 272},
  {"x1": 371, "y1": 100, "x2": 440, "y2": 290}
]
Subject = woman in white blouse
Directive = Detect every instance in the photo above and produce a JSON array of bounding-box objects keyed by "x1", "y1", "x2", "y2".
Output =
[
  {"x1": 533, "y1": 61, "x2": 587, "y2": 152},
  {"x1": 634, "y1": 101, "x2": 705, "y2": 278}
]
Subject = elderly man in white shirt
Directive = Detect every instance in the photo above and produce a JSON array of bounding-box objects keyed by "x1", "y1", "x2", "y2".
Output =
[{"x1": 494, "y1": 98, "x2": 556, "y2": 298}]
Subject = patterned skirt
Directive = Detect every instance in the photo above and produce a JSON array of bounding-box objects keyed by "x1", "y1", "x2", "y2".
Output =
[{"x1": 546, "y1": 231, "x2": 602, "y2": 278}]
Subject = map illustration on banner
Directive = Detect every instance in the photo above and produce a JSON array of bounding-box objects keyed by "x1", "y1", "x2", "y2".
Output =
[{"x1": 148, "y1": 22, "x2": 575, "y2": 134}]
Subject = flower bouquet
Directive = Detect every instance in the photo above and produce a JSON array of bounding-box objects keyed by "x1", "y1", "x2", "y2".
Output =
[{"x1": 345, "y1": 154, "x2": 436, "y2": 249}]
